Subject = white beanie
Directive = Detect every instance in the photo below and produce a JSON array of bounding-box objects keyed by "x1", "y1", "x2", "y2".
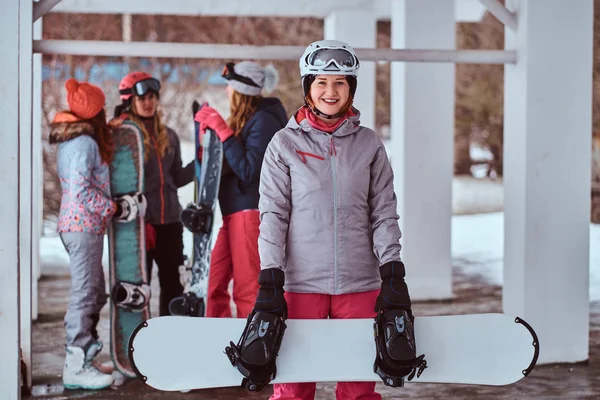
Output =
[{"x1": 228, "y1": 61, "x2": 280, "y2": 96}]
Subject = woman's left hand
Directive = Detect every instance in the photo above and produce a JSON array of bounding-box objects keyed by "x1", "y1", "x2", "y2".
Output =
[{"x1": 194, "y1": 106, "x2": 234, "y2": 142}]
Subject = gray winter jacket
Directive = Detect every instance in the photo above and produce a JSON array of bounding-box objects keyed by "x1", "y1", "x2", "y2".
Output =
[{"x1": 258, "y1": 108, "x2": 402, "y2": 295}]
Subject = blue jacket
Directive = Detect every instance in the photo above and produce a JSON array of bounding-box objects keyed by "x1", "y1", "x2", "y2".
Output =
[
  {"x1": 50, "y1": 112, "x2": 116, "y2": 234},
  {"x1": 219, "y1": 97, "x2": 287, "y2": 216}
]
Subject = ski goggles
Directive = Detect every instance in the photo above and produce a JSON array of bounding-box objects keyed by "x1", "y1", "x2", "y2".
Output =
[
  {"x1": 221, "y1": 62, "x2": 260, "y2": 88},
  {"x1": 120, "y1": 78, "x2": 161, "y2": 98},
  {"x1": 305, "y1": 48, "x2": 359, "y2": 72}
]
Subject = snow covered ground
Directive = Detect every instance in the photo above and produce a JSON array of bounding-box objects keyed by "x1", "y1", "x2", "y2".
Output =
[
  {"x1": 40, "y1": 136, "x2": 600, "y2": 301},
  {"x1": 39, "y1": 211, "x2": 600, "y2": 299}
]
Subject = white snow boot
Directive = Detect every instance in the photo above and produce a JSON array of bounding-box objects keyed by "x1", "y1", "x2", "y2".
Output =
[{"x1": 63, "y1": 342, "x2": 113, "y2": 390}]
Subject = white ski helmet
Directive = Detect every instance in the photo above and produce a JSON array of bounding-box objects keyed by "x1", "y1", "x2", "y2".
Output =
[{"x1": 299, "y1": 40, "x2": 360, "y2": 78}]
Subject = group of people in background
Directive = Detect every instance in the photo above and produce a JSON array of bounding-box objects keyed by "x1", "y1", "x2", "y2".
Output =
[{"x1": 52, "y1": 39, "x2": 415, "y2": 400}]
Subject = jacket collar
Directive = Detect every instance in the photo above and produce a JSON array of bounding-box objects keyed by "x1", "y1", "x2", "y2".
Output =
[
  {"x1": 49, "y1": 111, "x2": 95, "y2": 144},
  {"x1": 289, "y1": 106, "x2": 361, "y2": 138}
]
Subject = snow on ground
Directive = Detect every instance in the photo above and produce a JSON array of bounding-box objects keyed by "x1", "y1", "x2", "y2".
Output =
[
  {"x1": 40, "y1": 211, "x2": 600, "y2": 299},
  {"x1": 452, "y1": 212, "x2": 600, "y2": 301},
  {"x1": 41, "y1": 139, "x2": 600, "y2": 301}
]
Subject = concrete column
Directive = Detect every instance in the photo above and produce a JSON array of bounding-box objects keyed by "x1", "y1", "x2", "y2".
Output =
[
  {"x1": 0, "y1": 0, "x2": 22, "y2": 396},
  {"x1": 20, "y1": 0, "x2": 34, "y2": 393},
  {"x1": 503, "y1": 0, "x2": 593, "y2": 364},
  {"x1": 32, "y1": 17, "x2": 43, "y2": 322},
  {"x1": 390, "y1": 0, "x2": 455, "y2": 300},
  {"x1": 325, "y1": 9, "x2": 377, "y2": 130}
]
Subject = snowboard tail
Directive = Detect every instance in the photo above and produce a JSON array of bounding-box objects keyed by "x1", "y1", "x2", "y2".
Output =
[
  {"x1": 108, "y1": 121, "x2": 150, "y2": 378},
  {"x1": 128, "y1": 313, "x2": 539, "y2": 391},
  {"x1": 514, "y1": 316, "x2": 539, "y2": 377}
]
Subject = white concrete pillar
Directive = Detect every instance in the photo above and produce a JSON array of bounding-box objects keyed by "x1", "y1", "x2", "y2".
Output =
[
  {"x1": 0, "y1": 0, "x2": 22, "y2": 396},
  {"x1": 32, "y1": 17, "x2": 43, "y2": 322},
  {"x1": 503, "y1": 0, "x2": 593, "y2": 364},
  {"x1": 325, "y1": 9, "x2": 377, "y2": 130},
  {"x1": 20, "y1": 0, "x2": 34, "y2": 393},
  {"x1": 390, "y1": 0, "x2": 455, "y2": 300}
]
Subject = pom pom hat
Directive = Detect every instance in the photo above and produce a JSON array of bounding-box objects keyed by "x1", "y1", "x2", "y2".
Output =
[{"x1": 65, "y1": 78, "x2": 106, "y2": 120}]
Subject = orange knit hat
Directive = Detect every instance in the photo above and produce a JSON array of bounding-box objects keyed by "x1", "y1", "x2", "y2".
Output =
[{"x1": 65, "y1": 78, "x2": 105, "y2": 120}]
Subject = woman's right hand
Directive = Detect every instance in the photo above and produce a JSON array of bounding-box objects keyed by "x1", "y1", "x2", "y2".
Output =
[
  {"x1": 252, "y1": 268, "x2": 287, "y2": 319},
  {"x1": 194, "y1": 106, "x2": 234, "y2": 142}
]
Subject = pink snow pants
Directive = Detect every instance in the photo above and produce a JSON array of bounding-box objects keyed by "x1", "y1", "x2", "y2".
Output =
[
  {"x1": 206, "y1": 210, "x2": 261, "y2": 318},
  {"x1": 270, "y1": 290, "x2": 382, "y2": 400}
]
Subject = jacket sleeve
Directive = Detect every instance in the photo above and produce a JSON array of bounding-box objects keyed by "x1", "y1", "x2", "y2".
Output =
[
  {"x1": 222, "y1": 111, "x2": 279, "y2": 186},
  {"x1": 68, "y1": 138, "x2": 116, "y2": 218},
  {"x1": 258, "y1": 133, "x2": 291, "y2": 271},
  {"x1": 369, "y1": 138, "x2": 402, "y2": 265},
  {"x1": 169, "y1": 129, "x2": 195, "y2": 188}
]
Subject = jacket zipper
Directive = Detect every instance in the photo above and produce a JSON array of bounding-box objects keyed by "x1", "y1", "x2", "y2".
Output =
[
  {"x1": 329, "y1": 135, "x2": 339, "y2": 294},
  {"x1": 149, "y1": 134, "x2": 166, "y2": 224}
]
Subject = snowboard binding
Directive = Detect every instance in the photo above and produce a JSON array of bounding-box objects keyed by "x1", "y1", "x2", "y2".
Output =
[
  {"x1": 225, "y1": 311, "x2": 287, "y2": 392},
  {"x1": 180, "y1": 203, "x2": 213, "y2": 234},
  {"x1": 111, "y1": 282, "x2": 151, "y2": 312},
  {"x1": 168, "y1": 293, "x2": 205, "y2": 317},
  {"x1": 373, "y1": 309, "x2": 427, "y2": 387}
]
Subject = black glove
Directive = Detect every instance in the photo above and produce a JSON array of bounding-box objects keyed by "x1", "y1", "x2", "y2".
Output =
[
  {"x1": 252, "y1": 268, "x2": 287, "y2": 319},
  {"x1": 226, "y1": 267, "x2": 288, "y2": 392},
  {"x1": 375, "y1": 261, "x2": 413, "y2": 317},
  {"x1": 373, "y1": 261, "x2": 425, "y2": 386}
]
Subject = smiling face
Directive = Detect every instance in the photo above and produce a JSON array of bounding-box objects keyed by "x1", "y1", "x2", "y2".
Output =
[
  {"x1": 133, "y1": 91, "x2": 158, "y2": 118},
  {"x1": 309, "y1": 74, "x2": 351, "y2": 122}
]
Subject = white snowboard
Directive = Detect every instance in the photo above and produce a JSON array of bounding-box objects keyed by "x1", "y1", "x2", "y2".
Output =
[{"x1": 128, "y1": 313, "x2": 538, "y2": 391}]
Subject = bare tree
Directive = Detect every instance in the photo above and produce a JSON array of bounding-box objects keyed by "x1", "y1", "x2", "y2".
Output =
[{"x1": 455, "y1": 13, "x2": 504, "y2": 177}]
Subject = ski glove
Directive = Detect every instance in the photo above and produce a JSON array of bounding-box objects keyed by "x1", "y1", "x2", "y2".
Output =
[
  {"x1": 375, "y1": 261, "x2": 413, "y2": 318},
  {"x1": 226, "y1": 269, "x2": 287, "y2": 392},
  {"x1": 113, "y1": 193, "x2": 147, "y2": 223},
  {"x1": 252, "y1": 268, "x2": 287, "y2": 319},
  {"x1": 194, "y1": 106, "x2": 234, "y2": 142}
]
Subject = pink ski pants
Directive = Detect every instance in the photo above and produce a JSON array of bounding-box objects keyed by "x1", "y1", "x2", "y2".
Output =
[
  {"x1": 206, "y1": 210, "x2": 261, "y2": 318},
  {"x1": 270, "y1": 290, "x2": 382, "y2": 400}
]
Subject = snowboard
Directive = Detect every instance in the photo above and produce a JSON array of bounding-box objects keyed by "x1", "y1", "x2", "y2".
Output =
[
  {"x1": 128, "y1": 313, "x2": 539, "y2": 391},
  {"x1": 170, "y1": 101, "x2": 223, "y2": 317},
  {"x1": 107, "y1": 121, "x2": 151, "y2": 378}
]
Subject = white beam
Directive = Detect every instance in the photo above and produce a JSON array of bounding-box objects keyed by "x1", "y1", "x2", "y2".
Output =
[
  {"x1": 378, "y1": 0, "x2": 487, "y2": 21},
  {"x1": 53, "y1": 0, "x2": 383, "y2": 18},
  {"x1": 325, "y1": 9, "x2": 377, "y2": 129},
  {"x1": 478, "y1": 0, "x2": 517, "y2": 31},
  {"x1": 454, "y1": 0, "x2": 487, "y2": 22},
  {"x1": 0, "y1": 0, "x2": 21, "y2": 397},
  {"x1": 52, "y1": 0, "x2": 486, "y2": 21},
  {"x1": 503, "y1": 0, "x2": 592, "y2": 364},
  {"x1": 33, "y1": 0, "x2": 63, "y2": 22},
  {"x1": 33, "y1": 40, "x2": 517, "y2": 64},
  {"x1": 391, "y1": 0, "x2": 455, "y2": 300}
]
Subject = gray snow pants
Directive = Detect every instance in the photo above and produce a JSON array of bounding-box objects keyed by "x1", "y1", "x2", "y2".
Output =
[{"x1": 60, "y1": 232, "x2": 109, "y2": 349}]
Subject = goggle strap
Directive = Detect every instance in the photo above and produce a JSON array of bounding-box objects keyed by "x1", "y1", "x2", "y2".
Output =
[{"x1": 222, "y1": 62, "x2": 261, "y2": 88}]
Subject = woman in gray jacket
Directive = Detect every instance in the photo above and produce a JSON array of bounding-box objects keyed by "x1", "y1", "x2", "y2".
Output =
[{"x1": 227, "y1": 40, "x2": 421, "y2": 399}]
